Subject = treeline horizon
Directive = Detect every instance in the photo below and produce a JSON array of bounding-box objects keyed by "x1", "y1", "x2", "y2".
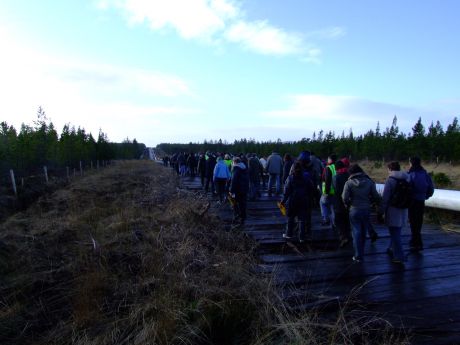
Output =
[
  {"x1": 0, "y1": 107, "x2": 146, "y2": 176},
  {"x1": 157, "y1": 116, "x2": 460, "y2": 162}
]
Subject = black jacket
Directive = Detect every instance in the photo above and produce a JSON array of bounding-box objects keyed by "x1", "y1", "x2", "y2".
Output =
[{"x1": 230, "y1": 163, "x2": 249, "y2": 195}]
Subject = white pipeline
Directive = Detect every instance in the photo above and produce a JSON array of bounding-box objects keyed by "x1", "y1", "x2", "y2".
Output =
[{"x1": 376, "y1": 184, "x2": 460, "y2": 212}]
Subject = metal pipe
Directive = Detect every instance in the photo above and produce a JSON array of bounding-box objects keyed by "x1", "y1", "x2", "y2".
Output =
[{"x1": 376, "y1": 184, "x2": 460, "y2": 211}]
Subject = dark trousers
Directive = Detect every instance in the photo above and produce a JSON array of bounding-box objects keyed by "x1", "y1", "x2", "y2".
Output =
[
  {"x1": 205, "y1": 177, "x2": 215, "y2": 194},
  {"x1": 200, "y1": 173, "x2": 206, "y2": 187},
  {"x1": 409, "y1": 200, "x2": 425, "y2": 248},
  {"x1": 233, "y1": 193, "x2": 247, "y2": 222},
  {"x1": 215, "y1": 178, "x2": 227, "y2": 202},
  {"x1": 335, "y1": 211, "x2": 351, "y2": 241}
]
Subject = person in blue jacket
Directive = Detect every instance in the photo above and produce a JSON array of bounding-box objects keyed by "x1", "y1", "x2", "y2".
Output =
[
  {"x1": 213, "y1": 156, "x2": 231, "y2": 204},
  {"x1": 408, "y1": 156, "x2": 435, "y2": 252}
]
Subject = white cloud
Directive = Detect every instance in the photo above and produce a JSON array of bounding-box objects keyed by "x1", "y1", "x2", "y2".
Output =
[
  {"x1": 224, "y1": 20, "x2": 303, "y2": 55},
  {"x1": 263, "y1": 94, "x2": 441, "y2": 136},
  {"x1": 98, "y1": 0, "x2": 345, "y2": 60},
  {"x1": 0, "y1": 26, "x2": 198, "y2": 145},
  {"x1": 306, "y1": 26, "x2": 347, "y2": 40},
  {"x1": 55, "y1": 62, "x2": 192, "y2": 98},
  {"x1": 110, "y1": 0, "x2": 238, "y2": 41}
]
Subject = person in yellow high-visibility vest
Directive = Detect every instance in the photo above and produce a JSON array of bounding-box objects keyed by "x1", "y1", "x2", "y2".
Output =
[{"x1": 320, "y1": 154, "x2": 337, "y2": 227}]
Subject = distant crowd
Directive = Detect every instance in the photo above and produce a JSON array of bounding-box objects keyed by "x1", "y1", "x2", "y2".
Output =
[{"x1": 162, "y1": 151, "x2": 434, "y2": 266}]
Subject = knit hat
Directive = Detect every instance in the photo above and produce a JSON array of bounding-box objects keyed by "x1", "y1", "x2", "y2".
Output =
[{"x1": 298, "y1": 150, "x2": 311, "y2": 162}]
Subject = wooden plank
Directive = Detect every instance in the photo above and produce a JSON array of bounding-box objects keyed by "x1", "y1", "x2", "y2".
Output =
[{"x1": 181, "y1": 176, "x2": 460, "y2": 345}]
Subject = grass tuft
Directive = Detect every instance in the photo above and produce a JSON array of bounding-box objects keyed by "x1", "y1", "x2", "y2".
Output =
[{"x1": 0, "y1": 161, "x2": 410, "y2": 344}]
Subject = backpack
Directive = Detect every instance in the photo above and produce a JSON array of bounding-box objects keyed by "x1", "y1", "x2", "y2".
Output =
[
  {"x1": 425, "y1": 173, "x2": 434, "y2": 200},
  {"x1": 389, "y1": 177, "x2": 412, "y2": 209}
]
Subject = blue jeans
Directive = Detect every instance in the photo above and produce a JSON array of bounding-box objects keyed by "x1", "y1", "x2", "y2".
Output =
[
  {"x1": 268, "y1": 173, "x2": 280, "y2": 194},
  {"x1": 349, "y1": 208, "x2": 371, "y2": 260},
  {"x1": 320, "y1": 194, "x2": 335, "y2": 225},
  {"x1": 388, "y1": 226, "x2": 404, "y2": 261}
]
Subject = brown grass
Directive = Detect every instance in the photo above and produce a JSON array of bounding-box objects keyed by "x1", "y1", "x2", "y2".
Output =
[
  {"x1": 359, "y1": 160, "x2": 460, "y2": 189},
  {"x1": 0, "y1": 161, "x2": 409, "y2": 345}
]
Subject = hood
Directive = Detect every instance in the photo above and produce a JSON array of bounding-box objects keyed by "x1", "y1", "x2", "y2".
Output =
[
  {"x1": 348, "y1": 172, "x2": 369, "y2": 187},
  {"x1": 390, "y1": 170, "x2": 410, "y2": 181},
  {"x1": 233, "y1": 162, "x2": 247, "y2": 170}
]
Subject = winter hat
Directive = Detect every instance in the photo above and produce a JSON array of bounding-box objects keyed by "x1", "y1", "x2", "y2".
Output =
[
  {"x1": 298, "y1": 150, "x2": 311, "y2": 162},
  {"x1": 340, "y1": 157, "x2": 350, "y2": 168}
]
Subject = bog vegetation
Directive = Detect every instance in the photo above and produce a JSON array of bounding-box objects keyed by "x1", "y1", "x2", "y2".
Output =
[
  {"x1": 0, "y1": 161, "x2": 409, "y2": 345},
  {"x1": 157, "y1": 116, "x2": 460, "y2": 163}
]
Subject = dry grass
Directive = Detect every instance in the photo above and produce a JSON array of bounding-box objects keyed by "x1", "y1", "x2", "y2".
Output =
[
  {"x1": 359, "y1": 160, "x2": 460, "y2": 189},
  {"x1": 0, "y1": 161, "x2": 409, "y2": 345}
]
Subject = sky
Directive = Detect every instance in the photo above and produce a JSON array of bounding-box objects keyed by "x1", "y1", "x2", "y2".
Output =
[{"x1": 0, "y1": 0, "x2": 459, "y2": 146}]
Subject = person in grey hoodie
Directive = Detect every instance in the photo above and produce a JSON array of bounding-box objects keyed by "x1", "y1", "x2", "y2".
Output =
[
  {"x1": 342, "y1": 164, "x2": 381, "y2": 262},
  {"x1": 266, "y1": 151, "x2": 283, "y2": 196},
  {"x1": 380, "y1": 161, "x2": 410, "y2": 265}
]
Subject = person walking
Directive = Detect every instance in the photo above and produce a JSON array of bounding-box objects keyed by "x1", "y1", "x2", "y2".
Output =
[
  {"x1": 213, "y1": 156, "x2": 231, "y2": 204},
  {"x1": 266, "y1": 151, "x2": 283, "y2": 196},
  {"x1": 205, "y1": 153, "x2": 217, "y2": 195},
  {"x1": 408, "y1": 156, "x2": 434, "y2": 252},
  {"x1": 230, "y1": 157, "x2": 249, "y2": 226},
  {"x1": 342, "y1": 164, "x2": 381, "y2": 263},
  {"x1": 197, "y1": 153, "x2": 206, "y2": 188},
  {"x1": 187, "y1": 152, "x2": 197, "y2": 177},
  {"x1": 380, "y1": 161, "x2": 410, "y2": 265},
  {"x1": 259, "y1": 156, "x2": 268, "y2": 189},
  {"x1": 248, "y1": 153, "x2": 263, "y2": 201},
  {"x1": 333, "y1": 159, "x2": 351, "y2": 247},
  {"x1": 320, "y1": 154, "x2": 337, "y2": 227},
  {"x1": 281, "y1": 161, "x2": 314, "y2": 242},
  {"x1": 310, "y1": 151, "x2": 324, "y2": 206},
  {"x1": 282, "y1": 153, "x2": 294, "y2": 185}
]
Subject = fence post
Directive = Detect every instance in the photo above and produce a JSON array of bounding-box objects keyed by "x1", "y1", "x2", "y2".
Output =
[
  {"x1": 91, "y1": 161, "x2": 93, "y2": 170},
  {"x1": 97, "y1": 160, "x2": 99, "y2": 170},
  {"x1": 73, "y1": 168, "x2": 76, "y2": 177},
  {"x1": 21, "y1": 178, "x2": 24, "y2": 188},
  {"x1": 10, "y1": 169, "x2": 17, "y2": 197},
  {"x1": 66, "y1": 167, "x2": 70, "y2": 181},
  {"x1": 44, "y1": 166, "x2": 49, "y2": 183},
  {"x1": 80, "y1": 161, "x2": 83, "y2": 176}
]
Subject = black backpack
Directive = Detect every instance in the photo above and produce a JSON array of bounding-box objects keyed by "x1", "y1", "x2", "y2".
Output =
[{"x1": 389, "y1": 177, "x2": 412, "y2": 209}]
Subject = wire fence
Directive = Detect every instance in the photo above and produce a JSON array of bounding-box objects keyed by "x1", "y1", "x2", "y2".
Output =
[{"x1": 1, "y1": 160, "x2": 112, "y2": 198}]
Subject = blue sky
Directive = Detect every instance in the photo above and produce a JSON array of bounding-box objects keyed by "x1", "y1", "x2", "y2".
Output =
[{"x1": 1, "y1": 0, "x2": 459, "y2": 146}]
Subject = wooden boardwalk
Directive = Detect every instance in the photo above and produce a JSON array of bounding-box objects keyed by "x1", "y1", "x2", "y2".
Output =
[{"x1": 181, "y1": 176, "x2": 460, "y2": 345}]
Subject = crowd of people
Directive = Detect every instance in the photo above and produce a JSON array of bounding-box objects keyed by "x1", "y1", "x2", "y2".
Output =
[{"x1": 163, "y1": 151, "x2": 434, "y2": 266}]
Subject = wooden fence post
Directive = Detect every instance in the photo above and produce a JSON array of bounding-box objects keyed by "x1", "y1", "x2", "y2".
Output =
[
  {"x1": 44, "y1": 166, "x2": 49, "y2": 183},
  {"x1": 66, "y1": 166, "x2": 70, "y2": 181},
  {"x1": 97, "y1": 160, "x2": 99, "y2": 170},
  {"x1": 90, "y1": 161, "x2": 93, "y2": 170},
  {"x1": 10, "y1": 169, "x2": 17, "y2": 197},
  {"x1": 80, "y1": 161, "x2": 83, "y2": 176}
]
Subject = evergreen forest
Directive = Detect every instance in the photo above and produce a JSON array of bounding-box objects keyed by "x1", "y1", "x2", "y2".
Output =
[
  {"x1": 0, "y1": 107, "x2": 145, "y2": 177},
  {"x1": 157, "y1": 116, "x2": 460, "y2": 162}
]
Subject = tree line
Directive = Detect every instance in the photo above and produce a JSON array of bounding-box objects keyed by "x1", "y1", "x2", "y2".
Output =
[
  {"x1": 157, "y1": 116, "x2": 460, "y2": 162},
  {"x1": 1, "y1": 107, "x2": 146, "y2": 176}
]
